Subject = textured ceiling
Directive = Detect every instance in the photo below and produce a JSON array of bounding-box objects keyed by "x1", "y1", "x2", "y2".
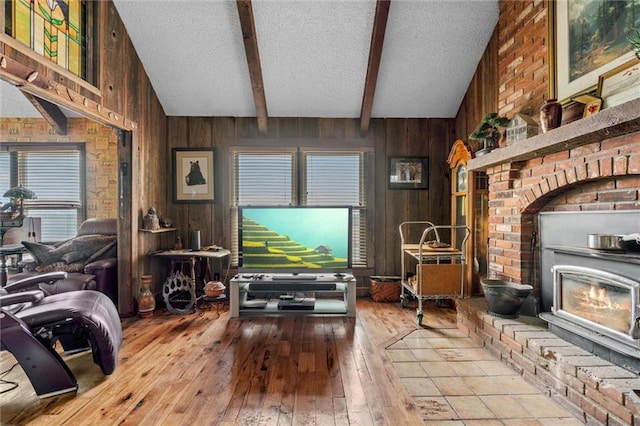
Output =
[{"x1": 1, "y1": 0, "x2": 499, "y2": 120}]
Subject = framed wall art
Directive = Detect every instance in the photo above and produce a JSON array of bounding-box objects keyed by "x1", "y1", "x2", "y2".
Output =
[
  {"x1": 597, "y1": 58, "x2": 640, "y2": 109},
  {"x1": 173, "y1": 148, "x2": 215, "y2": 203},
  {"x1": 388, "y1": 157, "x2": 429, "y2": 190},
  {"x1": 553, "y1": 0, "x2": 637, "y2": 102}
]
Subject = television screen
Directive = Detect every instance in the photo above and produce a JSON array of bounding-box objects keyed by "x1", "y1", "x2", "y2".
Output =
[{"x1": 239, "y1": 206, "x2": 352, "y2": 272}]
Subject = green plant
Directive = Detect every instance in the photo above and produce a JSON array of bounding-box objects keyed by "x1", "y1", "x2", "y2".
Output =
[
  {"x1": 3, "y1": 186, "x2": 37, "y2": 201},
  {"x1": 469, "y1": 112, "x2": 510, "y2": 142},
  {"x1": 627, "y1": 28, "x2": 640, "y2": 60}
]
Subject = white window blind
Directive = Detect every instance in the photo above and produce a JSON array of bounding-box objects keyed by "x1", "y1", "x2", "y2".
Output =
[
  {"x1": 1, "y1": 145, "x2": 84, "y2": 241},
  {"x1": 231, "y1": 148, "x2": 368, "y2": 267},
  {"x1": 302, "y1": 152, "x2": 367, "y2": 267},
  {"x1": 234, "y1": 151, "x2": 296, "y2": 205}
]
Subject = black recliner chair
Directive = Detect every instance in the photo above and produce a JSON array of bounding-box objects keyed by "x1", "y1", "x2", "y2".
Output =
[{"x1": 0, "y1": 272, "x2": 122, "y2": 397}]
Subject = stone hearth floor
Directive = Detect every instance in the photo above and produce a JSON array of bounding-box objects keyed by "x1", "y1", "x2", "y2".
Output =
[{"x1": 387, "y1": 326, "x2": 581, "y2": 425}]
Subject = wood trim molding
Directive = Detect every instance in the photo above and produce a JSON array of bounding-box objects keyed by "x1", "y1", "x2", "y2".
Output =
[
  {"x1": 0, "y1": 53, "x2": 136, "y2": 131},
  {"x1": 360, "y1": 0, "x2": 391, "y2": 135},
  {"x1": 236, "y1": 0, "x2": 268, "y2": 135}
]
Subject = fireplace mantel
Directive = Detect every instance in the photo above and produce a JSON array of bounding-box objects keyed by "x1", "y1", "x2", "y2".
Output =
[{"x1": 468, "y1": 98, "x2": 640, "y2": 171}]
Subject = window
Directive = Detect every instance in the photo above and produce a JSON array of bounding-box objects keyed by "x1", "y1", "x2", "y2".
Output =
[
  {"x1": 0, "y1": 144, "x2": 85, "y2": 241},
  {"x1": 231, "y1": 147, "x2": 369, "y2": 267}
]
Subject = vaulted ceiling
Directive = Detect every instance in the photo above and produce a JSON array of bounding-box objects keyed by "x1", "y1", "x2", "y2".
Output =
[{"x1": 1, "y1": 0, "x2": 499, "y2": 133}]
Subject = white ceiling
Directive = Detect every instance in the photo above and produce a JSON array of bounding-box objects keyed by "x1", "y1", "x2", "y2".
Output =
[{"x1": 0, "y1": 0, "x2": 499, "y2": 120}]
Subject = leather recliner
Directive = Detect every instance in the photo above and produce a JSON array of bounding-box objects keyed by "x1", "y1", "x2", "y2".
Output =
[
  {"x1": 8, "y1": 218, "x2": 118, "y2": 305},
  {"x1": 0, "y1": 272, "x2": 122, "y2": 397}
]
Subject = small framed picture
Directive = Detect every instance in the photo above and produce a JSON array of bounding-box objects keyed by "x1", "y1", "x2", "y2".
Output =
[
  {"x1": 597, "y1": 58, "x2": 640, "y2": 109},
  {"x1": 173, "y1": 148, "x2": 215, "y2": 203},
  {"x1": 388, "y1": 157, "x2": 429, "y2": 190}
]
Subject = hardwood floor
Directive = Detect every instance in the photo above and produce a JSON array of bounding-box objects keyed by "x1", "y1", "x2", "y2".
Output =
[{"x1": 1, "y1": 299, "x2": 457, "y2": 425}]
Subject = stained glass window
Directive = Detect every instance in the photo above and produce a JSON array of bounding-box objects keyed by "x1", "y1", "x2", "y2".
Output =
[{"x1": 6, "y1": 0, "x2": 88, "y2": 80}]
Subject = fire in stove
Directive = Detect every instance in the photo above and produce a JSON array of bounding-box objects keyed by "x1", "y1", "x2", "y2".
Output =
[
  {"x1": 553, "y1": 265, "x2": 640, "y2": 341},
  {"x1": 585, "y1": 285, "x2": 611, "y2": 308},
  {"x1": 572, "y1": 282, "x2": 632, "y2": 334},
  {"x1": 582, "y1": 284, "x2": 631, "y2": 311}
]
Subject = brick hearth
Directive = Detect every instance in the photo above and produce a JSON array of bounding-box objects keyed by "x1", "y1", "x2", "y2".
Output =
[{"x1": 457, "y1": 298, "x2": 640, "y2": 425}]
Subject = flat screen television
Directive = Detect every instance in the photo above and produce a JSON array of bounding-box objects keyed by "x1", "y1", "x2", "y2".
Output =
[{"x1": 238, "y1": 206, "x2": 352, "y2": 273}]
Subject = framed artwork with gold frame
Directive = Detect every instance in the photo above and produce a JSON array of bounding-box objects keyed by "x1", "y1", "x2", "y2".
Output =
[{"x1": 551, "y1": 0, "x2": 636, "y2": 102}]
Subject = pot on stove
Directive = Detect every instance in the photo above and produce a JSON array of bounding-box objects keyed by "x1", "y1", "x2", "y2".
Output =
[
  {"x1": 587, "y1": 234, "x2": 625, "y2": 251},
  {"x1": 587, "y1": 233, "x2": 640, "y2": 252}
]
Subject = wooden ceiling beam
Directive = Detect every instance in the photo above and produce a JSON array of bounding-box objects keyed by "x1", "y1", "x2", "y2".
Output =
[
  {"x1": 360, "y1": 0, "x2": 391, "y2": 135},
  {"x1": 22, "y1": 91, "x2": 68, "y2": 135},
  {"x1": 237, "y1": 0, "x2": 268, "y2": 135}
]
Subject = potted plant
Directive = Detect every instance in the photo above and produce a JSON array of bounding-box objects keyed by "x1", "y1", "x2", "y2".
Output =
[
  {"x1": 469, "y1": 112, "x2": 510, "y2": 156},
  {"x1": 1, "y1": 186, "x2": 37, "y2": 219},
  {"x1": 627, "y1": 28, "x2": 640, "y2": 60}
]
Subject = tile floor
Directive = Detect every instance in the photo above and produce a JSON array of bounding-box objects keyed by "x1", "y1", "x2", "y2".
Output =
[{"x1": 387, "y1": 327, "x2": 582, "y2": 425}]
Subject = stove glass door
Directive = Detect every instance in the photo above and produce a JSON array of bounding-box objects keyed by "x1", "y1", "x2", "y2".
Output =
[{"x1": 554, "y1": 265, "x2": 639, "y2": 339}]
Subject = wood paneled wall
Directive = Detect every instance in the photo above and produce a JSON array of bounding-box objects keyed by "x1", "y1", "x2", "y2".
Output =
[
  {"x1": 455, "y1": 27, "x2": 499, "y2": 149},
  {"x1": 158, "y1": 117, "x2": 455, "y2": 292},
  {"x1": 1, "y1": 2, "x2": 169, "y2": 315},
  {"x1": 2, "y1": 0, "x2": 489, "y2": 310}
]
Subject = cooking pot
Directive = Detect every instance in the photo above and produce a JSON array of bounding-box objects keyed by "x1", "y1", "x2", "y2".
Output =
[
  {"x1": 587, "y1": 234, "x2": 625, "y2": 251},
  {"x1": 587, "y1": 233, "x2": 640, "y2": 252}
]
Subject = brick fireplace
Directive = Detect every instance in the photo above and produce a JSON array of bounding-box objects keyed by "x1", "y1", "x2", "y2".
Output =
[
  {"x1": 468, "y1": 100, "x2": 640, "y2": 297},
  {"x1": 462, "y1": 100, "x2": 640, "y2": 424}
]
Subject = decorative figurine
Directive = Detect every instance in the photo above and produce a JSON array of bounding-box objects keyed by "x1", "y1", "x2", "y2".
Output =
[
  {"x1": 174, "y1": 236, "x2": 183, "y2": 250},
  {"x1": 143, "y1": 207, "x2": 160, "y2": 230}
]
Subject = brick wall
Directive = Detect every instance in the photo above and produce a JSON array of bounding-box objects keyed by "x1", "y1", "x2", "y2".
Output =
[{"x1": 498, "y1": 0, "x2": 549, "y2": 119}]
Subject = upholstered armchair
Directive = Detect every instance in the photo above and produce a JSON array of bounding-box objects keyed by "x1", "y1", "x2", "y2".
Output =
[{"x1": 7, "y1": 218, "x2": 118, "y2": 304}]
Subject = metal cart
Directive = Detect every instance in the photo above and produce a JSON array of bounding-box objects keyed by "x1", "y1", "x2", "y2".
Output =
[{"x1": 399, "y1": 222, "x2": 470, "y2": 325}]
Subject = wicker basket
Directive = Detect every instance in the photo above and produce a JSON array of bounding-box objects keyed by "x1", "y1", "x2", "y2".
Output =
[{"x1": 370, "y1": 277, "x2": 401, "y2": 302}]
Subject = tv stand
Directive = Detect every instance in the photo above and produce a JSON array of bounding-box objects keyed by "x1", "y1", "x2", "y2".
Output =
[{"x1": 230, "y1": 273, "x2": 356, "y2": 317}]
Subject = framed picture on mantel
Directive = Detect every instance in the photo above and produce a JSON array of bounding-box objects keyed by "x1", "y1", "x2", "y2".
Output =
[
  {"x1": 388, "y1": 157, "x2": 429, "y2": 190},
  {"x1": 173, "y1": 148, "x2": 215, "y2": 203},
  {"x1": 553, "y1": 0, "x2": 636, "y2": 102}
]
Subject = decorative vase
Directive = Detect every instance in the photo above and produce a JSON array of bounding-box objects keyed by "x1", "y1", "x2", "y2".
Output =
[
  {"x1": 138, "y1": 275, "x2": 156, "y2": 317},
  {"x1": 540, "y1": 99, "x2": 562, "y2": 133}
]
